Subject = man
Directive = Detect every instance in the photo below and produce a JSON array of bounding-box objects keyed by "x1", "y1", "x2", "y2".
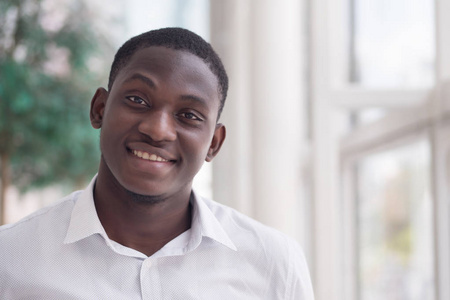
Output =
[{"x1": 0, "y1": 27, "x2": 314, "y2": 299}]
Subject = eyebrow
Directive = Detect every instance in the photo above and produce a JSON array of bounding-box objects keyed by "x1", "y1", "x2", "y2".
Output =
[
  {"x1": 179, "y1": 94, "x2": 209, "y2": 108},
  {"x1": 124, "y1": 73, "x2": 156, "y2": 88}
]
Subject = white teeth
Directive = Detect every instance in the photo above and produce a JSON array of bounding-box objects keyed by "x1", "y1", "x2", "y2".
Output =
[{"x1": 132, "y1": 150, "x2": 168, "y2": 162}]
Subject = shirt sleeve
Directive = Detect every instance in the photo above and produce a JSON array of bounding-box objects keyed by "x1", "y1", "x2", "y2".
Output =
[{"x1": 285, "y1": 239, "x2": 315, "y2": 300}]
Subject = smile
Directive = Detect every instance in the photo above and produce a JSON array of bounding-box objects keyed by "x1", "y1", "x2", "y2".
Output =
[{"x1": 132, "y1": 150, "x2": 170, "y2": 162}]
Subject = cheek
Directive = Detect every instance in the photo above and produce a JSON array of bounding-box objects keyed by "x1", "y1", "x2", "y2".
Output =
[
  {"x1": 102, "y1": 108, "x2": 133, "y2": 138},
  {"x1": 180, "y1": 129, "x2": 213, "y2": 162}
]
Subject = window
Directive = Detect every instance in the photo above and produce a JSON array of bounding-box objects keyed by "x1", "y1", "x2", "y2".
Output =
[
  {"x1": 310, "y1": 0, "x2": 450, "y2": 299},
  {"x1": 350, "y1": 0, "x2": 435, "y2": 89},
  {"x1": 355, "y1": 139, "x2": 434, "y2": 299}
]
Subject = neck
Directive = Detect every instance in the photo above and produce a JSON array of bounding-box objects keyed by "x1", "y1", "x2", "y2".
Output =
[{"x1": 93, "y1": 163, "x2": 193, "y2": 256}]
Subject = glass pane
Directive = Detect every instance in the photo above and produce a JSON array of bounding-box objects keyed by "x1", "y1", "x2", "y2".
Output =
[
  {"x1": 122, "y1": 0, "x2": 210, "y2": 41},
  {"x1": 350, "y1": 0, "x2": 435, "y2": 88},
  {"x1": 355, "y1": 107, "x2": 388, "y2": 127},
  {"x1": 356, "y1": 139, "x2": 434, "y2": 300}
]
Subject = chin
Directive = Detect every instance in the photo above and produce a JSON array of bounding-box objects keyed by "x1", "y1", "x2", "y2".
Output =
[{"x1": 125, "y1": 188, "x2": 168, "y2": 205}]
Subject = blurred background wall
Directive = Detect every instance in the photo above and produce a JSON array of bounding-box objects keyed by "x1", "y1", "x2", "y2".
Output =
[{"x1": 1, "y1": 0, "x2": 450, "y2": 299}]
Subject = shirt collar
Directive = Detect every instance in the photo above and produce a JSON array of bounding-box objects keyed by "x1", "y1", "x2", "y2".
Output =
[
  {"x1": 188, "y1": 191, "x2": 237, "y2": 252},
  {"x1": 64, "y1": 175, "x2": 108, "y2": 245},
  {"x1": 63, "y1": 175, "x2": 237, "y2": 252}
]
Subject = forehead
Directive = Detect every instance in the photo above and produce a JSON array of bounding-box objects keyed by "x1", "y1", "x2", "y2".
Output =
[{"x1": 114, "y1": 46, "x2": 219, "y2": 104}]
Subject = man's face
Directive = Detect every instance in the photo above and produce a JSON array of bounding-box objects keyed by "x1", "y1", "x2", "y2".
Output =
[{"x1": 90, "y1": 46, "x2": 225, "y2": 198}]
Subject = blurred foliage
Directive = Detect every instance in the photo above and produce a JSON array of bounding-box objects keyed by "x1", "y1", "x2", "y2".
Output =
[{"x1": 0, "y1": 0, "x2": 110, "y2": 191}]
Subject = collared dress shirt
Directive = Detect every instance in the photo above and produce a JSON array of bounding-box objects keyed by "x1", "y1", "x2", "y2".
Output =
[{"x1": 0, "y1": 176, "x2": 314, "y2": 299}]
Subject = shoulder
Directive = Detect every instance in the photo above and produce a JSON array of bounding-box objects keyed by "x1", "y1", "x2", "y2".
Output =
[
  {"x1": 199, "y1": 196, "x2": 314, "y2": 299},
  {"x1": 0, "y1": 190, "x2": 81, "y2": 248},
  {"x1": 199, "y1": 195, "x2": 304, "y2": 258}
]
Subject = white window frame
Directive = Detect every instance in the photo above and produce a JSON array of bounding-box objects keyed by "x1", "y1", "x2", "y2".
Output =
[{"x1": 310, "y1": 0, "x2": 450, "y2": 299}]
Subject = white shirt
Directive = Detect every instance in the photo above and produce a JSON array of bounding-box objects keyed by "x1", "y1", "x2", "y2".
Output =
[{"x1": 0, "y1": 176, "x2": 314, "y2": 299}]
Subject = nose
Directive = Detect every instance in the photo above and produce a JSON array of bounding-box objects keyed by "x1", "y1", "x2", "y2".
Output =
[{"x1": 138, "y1": 110, "x2": 177, "y2": 142}]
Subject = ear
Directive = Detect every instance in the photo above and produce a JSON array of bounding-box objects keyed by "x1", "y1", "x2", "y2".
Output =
[
  {"x1": 206, "y1": 124, "x2": 226, "y2": 162},
  {"x1": 90, "y1": 88, "x2": 108, "y2": 129}
]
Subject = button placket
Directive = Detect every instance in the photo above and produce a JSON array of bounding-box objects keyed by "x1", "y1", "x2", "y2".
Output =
[{"x1": 140, "y1": 257, "x2": 162, "y2": 299}]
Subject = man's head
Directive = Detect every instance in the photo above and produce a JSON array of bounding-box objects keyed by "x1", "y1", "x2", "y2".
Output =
[
  {"x1": 108, "y1": 27, "x2": 228, "y2": 119},
  {"x1": 90, "y1": 28, "x2": 227, "y2": 200}
]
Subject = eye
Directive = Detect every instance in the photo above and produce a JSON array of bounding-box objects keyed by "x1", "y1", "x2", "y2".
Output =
[
  {"x1": 179, "y1": 112, "x2": 203, "y2": 121},
  {"x1": 126, "y1": 96, "x2": 147, "y2": 106}
]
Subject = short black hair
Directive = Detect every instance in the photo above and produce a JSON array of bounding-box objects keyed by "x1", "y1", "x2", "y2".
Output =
[{"x1": 108, "y1": 27, "x2": 228, "y2": 119}]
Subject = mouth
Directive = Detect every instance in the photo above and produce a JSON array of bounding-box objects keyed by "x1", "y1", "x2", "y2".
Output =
[{"x1": 131, "y1": 149, "x2": 174, "y2": 162}]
